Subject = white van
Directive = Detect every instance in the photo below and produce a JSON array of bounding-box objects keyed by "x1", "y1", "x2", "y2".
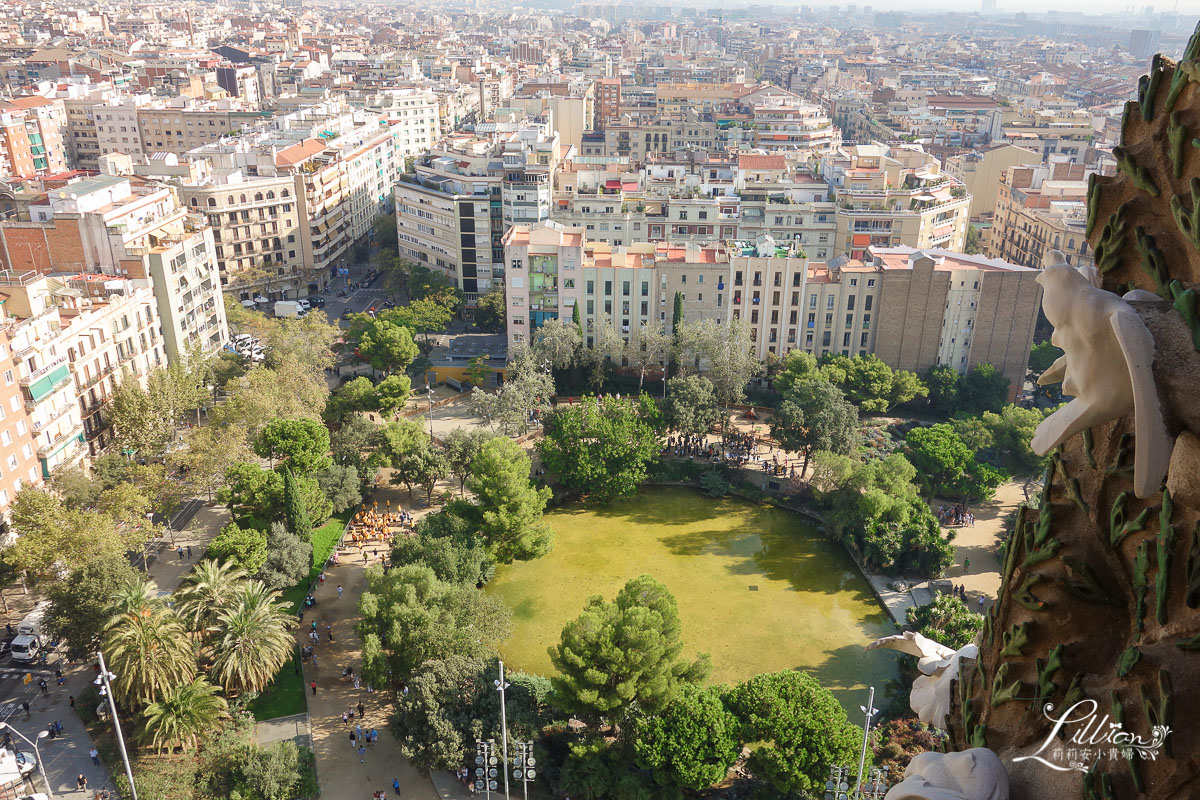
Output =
[
  {"x1": 9, "y1": 635, "x2": 39, "y2": 663},
  {"x1": 17, "y1": 602, "x2": 49, "y2": 638}
]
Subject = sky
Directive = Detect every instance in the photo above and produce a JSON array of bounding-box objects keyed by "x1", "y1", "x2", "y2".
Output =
[{"x1": 792, "y1": 0, "x2": 1200, "y2": 14}]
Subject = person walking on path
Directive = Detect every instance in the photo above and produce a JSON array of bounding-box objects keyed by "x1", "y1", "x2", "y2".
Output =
[
  {"x1": 20, "y1": 701, "x2": 28, "y2": 718},
  {"x1": 963, "y1": 557, "x2": 970, "y2": 573},
  {"x1": 177, "y1": 545, "x2": 186, "y2": 562},
  {"x1": 357, "y1": 701, "x2": 365, "y2": 718},
  {"x1": 337, "y1": 584, "x2": 344, "y2": 599},
  {"x1": 77, "y1": 774, "x2": 88, "y2": 790},
  {"x1": 342, "y1": 711, "x2": 349, "y2": 726},
  {"x1": 370, "y1": 728, "x2": 378, "y2": 746},
  {"x1": 37, "y1": 678, "x2": 47, "y2": 695},
  {"x1": 355, "y1": 723, "x2": 363, "y2": 740},
  {"x1": 89, "y1": 747, "x2": 100, "y2": 766},
  {"x1": 350, "y1": 730, "x2": 357, "y2": 748},
  {"x1": 311, "y1": 681, "x2": 318, "y2": 696},
  {"x1": 359, "y1": 745, "x2": 367, "y2": 763},
  {"x1": 186, "y1": 545, "x2": 193, "y2": 558}
]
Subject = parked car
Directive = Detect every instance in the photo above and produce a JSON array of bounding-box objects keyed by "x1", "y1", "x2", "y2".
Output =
[
  {"x1": 340, "y1": 308, "x2": 353, "y2": 320},
  {"x1": 296, "y1": 299, "x2": 311, "y2": 312},
  {"x1": 308, "y1": 295, "x2": 326, "y2": 308}
]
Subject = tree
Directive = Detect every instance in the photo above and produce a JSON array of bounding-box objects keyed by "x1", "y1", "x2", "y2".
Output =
[
  {"x1": 218, "y1": 463, "x2": 283, "y2": 519},
  {"x1": 671, "y1": 291, "x2": 684, "y2": 334},
  {"x1": 207, "y1": 523, "x2": 269, "y2": 575},
  {"x1": 538, "y1": 396, "x2": 661, "y2": 502},
  {"x1": 531, "y1": 317, "x2": 581, "y2": 371},
  {"x1": 380, "y1": 418, "x2": 448, "y2": 499},
  {"x1": 664, "y1": 374, "x2": 721, "y2": 436},
  {"x1": 549, "y1": 574, "x2": 710, "y2": 723},
  {"x1": 104, "y1": 599, "x2": 196, "y2": 706},
  {"x1": 818, "y1": 354, "x2": 927, "y2": 412},
  {"x1": 258, "y1": 524, "x2": 313, "y2": 590},
  {"x1": 140, "y1": 677, "x2": 229, "y2": 753},
  {"x1": 359, "y1": 320, "x2": 419, "y2": 375},
  {"x1": 726, "y1": 671, "x2": 862, "y2": 796},
  {"x1": 50, "y1": 465, "x2": 102, "y2": 510},
  {"x1": 677, "y1": 317, "x2": 758, "y2": 410},
  {"x1": 471, "y1": 345, "x2": 553, "y2": 436},
  {"x1": 45, "y1": 555, "x2": 139, "y2": 662},
  {"x1": 392, "y1": 297, "x2": 454, "y2": 344},
  {"x1": 238, "y1": 741, "x2": 317, "y2": 800},
  {"x1": 442, "y1": 428, "x2": 495, "y2": 496},
  {"x1": 906, "y1": 594, "x2": 983, "y2": 651},
  {"x1": 964, "y1": 223, "x2": 982, "y2": 254},
  {"x1": 253, "y1": 418, "x2": 331, "y2": 476},
  {"x1": 924, "y1": 365, "x2": 961, "y2": 417},
  {"x1": 282, "y1": 470, "x2": 313, "y2": 541},
  {"x1": 409, "y1": 264, "x2": 462, "y2": 304},
  {"x1": 393, "y1": 516, "x2": 495, "y2": 586},
  {"x1": 771, "y1": 379, "x2": 860, "y2": 476},
  {"x1": 315, "y1": 464, "x2": 361, "y2": 514},
  {"x1": 373, "y1": 374, "x2": 412, "y2": 418},
  {"x1": 474, "y1": 288, "x2": 506, "y2": 332},
  {"x1": 325, "y1": 376, "x2": 377, "y2": 424},
  {"x1": 950, "y1": 415, "x2": 995, "y2": 453},
  {"x1": 5, "y1": 488, "x2": 140, "y2": 577},
  {"x1": 1028, "y1": 340, "x2": 1066, "y2": 404},
  {"x1": 905, "y1": 424, "x2": 1007, "y2": 501},
  {"x1": 264, "y1": 312, "x2": 340, "y2": 374},
  {"x1": 212, "y1": 357, "x2": 329, "y2": 433},
  {"x1": 960, "y1": 363, "x2": 1009, "y2": 415},
  {"x1": 465, "y1": 356, "x2": 490, "y2": 388},
  {"x1": 175, "y1": 423, "x2": 252, "y2": 501},
  {"x1": 981, "y1": 404, "x2": 1049, "y2": 475},
  {"x1": 391, "y1": 654, "x2": 485, "y2": 770},
  {"x1": 631, "y1": 684, "x2": 741, "y2": 793},
  {"x1": 210, "y1": 581, "x2": 294, "y2": 696},
  {"x1": 464, "y1": 438, "x2": 553, "y2": 563},
  {"x1": 108, "y1": 361, "x2": 207, "y2": 458},
  {"x1": 773, "y1": 349, "x2": 820, "y2": 396},
  {"x1": 357, "y1": 564, "x2": 511, "y2": 685},
  {"x1": 175, "y1": 559, "x2": 249, "y2": 632},
  {"x1": 330, "y1": 415, "x2": 380, "y2": 475},
  {"x1": 624, "y1": 324, "x2": 673, "y2": 392}
]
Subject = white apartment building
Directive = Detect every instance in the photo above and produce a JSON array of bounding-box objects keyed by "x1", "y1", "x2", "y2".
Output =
[
  {"x1": 359, "y1": 89, "x2": 440, "y2": 156},
  {"x1": 93, "y1": 94, "x2": 153, "y2": 159}
]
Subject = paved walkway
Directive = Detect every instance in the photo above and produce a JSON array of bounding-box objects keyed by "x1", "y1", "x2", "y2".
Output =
[{"x1": 942, "y1": 479, "x2": 1029, "y2": 612}]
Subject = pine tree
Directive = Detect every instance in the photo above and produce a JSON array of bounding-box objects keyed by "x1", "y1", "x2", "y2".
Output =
[
  {"x1": 282, "y1": 469, "x2": 312, "y2": 542},
  {"x1": 669, "y1": 291, "x2": 685, "y2": 378},
  {"x1": 571, "y1": 299, "x2": 582, "y2": 335}
]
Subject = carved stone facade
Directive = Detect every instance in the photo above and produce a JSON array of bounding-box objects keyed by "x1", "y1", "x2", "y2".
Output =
[{"x1": 940, "y1": 23, "x2": 1200, "y2": 800}]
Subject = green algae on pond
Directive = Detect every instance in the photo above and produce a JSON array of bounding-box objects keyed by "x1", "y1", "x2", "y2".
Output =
[{"x1": 484, "y1": 487, "x2": 900, "y2": 710}]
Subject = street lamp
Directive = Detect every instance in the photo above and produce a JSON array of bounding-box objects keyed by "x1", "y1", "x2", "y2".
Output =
[
  {"x1": 425, "y1": 379, "x2": 434, "y2": 442},
  {"x1": 823, "y1": 765, "x2": 849, "y2": 800},
  {"x1": 859, "y1": 766, "x2": 889, "y2": 799},
  {"x1": 0, "y1": 721, "x2": 52, "y2": 799},
  {"x1": 495, "y1": 661, "x2": 511, "y2": 800},
  {"x1": 854, "y1": 687, "x2": 879, "y2": 799},
  {"x1": 95, "y1": 652, "x2": 138, "y2": 800},
  {"x1": 511, "y1": 741, "x2": 536, "y2": 800},
  {"x1": 474, "y1": 739, "x2": 498, "y2": 799}
]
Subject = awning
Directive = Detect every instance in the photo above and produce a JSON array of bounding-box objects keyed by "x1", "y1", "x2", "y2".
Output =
[
  {"x1": 622, "y1": 182, "x2": 638, "y2": 190},
  {"x1": 605, "y1": 179, "x2": 620, "y2": 188}
]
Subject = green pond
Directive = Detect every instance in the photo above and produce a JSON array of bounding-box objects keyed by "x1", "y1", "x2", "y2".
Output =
[{"x1": 485, "y1": 486, "x2": 900, "y2": 709}]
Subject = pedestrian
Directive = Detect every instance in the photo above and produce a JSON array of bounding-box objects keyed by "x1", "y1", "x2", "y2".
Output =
[
  {"x1": 69, "y1": 695, "x2": 75, "y2": 709},
  {"x1": 342, "y1": 711, "x2": 349, "y2": 725},
  {"x1": 355, "y1": 722, "x2": 363, "y2": 739},
  {"x1": 77, "y1": 774, "x2": 88, "y2": 790},
  {"x1": 350, "y1": 730, "x2": 357, "y2": 748},
  {"x1": 319, "y1": 572, "x2": 326, "y2": 585},
  {"x1": 337, "y1": 584, "x2": 344, "y2": 599},
  {"x1": 187, "y1": 545, "x2": 193, "y2": 558},
  {"x1": 311, "y1": 652, "x2": 318, "y2": 668},
  {"x1": 311, "y1": 681, "x2": 318, "y2": 696},
  {"x1": 393, "y1": 778, "x2": 401, "y2": 793},
  {"x1": 21, "y1": 701, "x2": 28, "y2": 718},
  {"x1": 357, "y1": 701, "x2": 365, "y2": 718},
  {"x1": 353, "y1": 676, "x2": 361, "y2": 691},
  {"x1": 177, "y1": 545, "x2": 185, "y2": 562},
  {"x1": 55, "y1": 669, "x2": 64, "y2": 686},
  {"x1": 964, "y1": 557, "x2": 970, "y2": 572},
  {"x1": 38, "y1": 678, "x2": 47, "y2": 695},
  {"x1": 89, "y1": 747, "x2": 100, "y2": 766},
  {"x1": 978, "y1": 595, "x2": 985, "y2": 612},
  {"x1": 54, "y1": 720, "x2": 62, "y2": 734},
  {"x1": 359, "y1": 745, "x2": 367, "y2": 763},
  {"x1": 370, "y1": 728, "x2": 378, "y2": 745}
]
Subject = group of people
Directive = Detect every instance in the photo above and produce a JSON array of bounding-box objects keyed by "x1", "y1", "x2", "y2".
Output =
[
  {"x1": 936, "y1": 505, "x2": 976, "y2": 527},
  {"x1": 664, "y1": 434, "x2": 712, "y2": 459},
  {"x1": 348, "y1": 500, "x2": 412, "y2": 549}
]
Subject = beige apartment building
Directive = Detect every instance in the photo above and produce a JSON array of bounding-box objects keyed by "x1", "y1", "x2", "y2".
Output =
[
  {"x1": 944, "y1": 143, "x2": 1041, "y2": 221},
  {"x1": 987, "y1": 161, "x2": 1094, "y2": 270},
  {"x1": 505, "y1": 222, "x2": 1039, "y2": 396}
]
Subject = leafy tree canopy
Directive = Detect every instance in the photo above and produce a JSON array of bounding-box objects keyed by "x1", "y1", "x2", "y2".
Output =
[{"x1": 538, "y1": 396, "x2": 661, "y2": 502}]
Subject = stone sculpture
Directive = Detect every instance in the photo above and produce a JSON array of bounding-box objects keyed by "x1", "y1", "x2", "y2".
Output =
[
  {"x1": 866, "y1": 631, "x2": 978, "y2": 731},
  {"x1": 883, "y1": 749, "x2": 1009, "y2": 800},
  {"x1": 1030, "y1": 250, "x2": 1173, "y2": 498}
]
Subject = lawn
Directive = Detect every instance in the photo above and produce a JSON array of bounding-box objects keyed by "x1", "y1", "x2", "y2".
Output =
[
  {"x1": 250, "y1": 512, "x2": 348, "y2": 721},
  {"x1": 485, "y1": 486, "x2": 900, "y2": 711}
]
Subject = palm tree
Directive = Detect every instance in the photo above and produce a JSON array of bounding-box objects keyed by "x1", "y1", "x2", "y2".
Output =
[
  {"x1": 174, "y1": 558, "x2": 248, "y2": 632},
  {"x1": 103, "y1": 603, "x2": 196, "y2": 707},
  {"x1": 139, "y1": 677, "x2": 228, "y2": 753},
  {"x1": 210, "y1": 580, "x2": 294, "y2": 696},
  {"x1": 107, "y1": 575, "x2": 159, "y2": 620}
]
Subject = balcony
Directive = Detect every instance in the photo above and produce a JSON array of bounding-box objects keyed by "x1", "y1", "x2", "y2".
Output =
[{"x1": 38, "y1": 422, "x2": 84, "y2": 458}]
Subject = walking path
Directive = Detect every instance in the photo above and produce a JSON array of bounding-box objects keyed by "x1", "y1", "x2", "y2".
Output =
[{"x1": 301, "y1": 477, "x2": 443, "y2": 800}]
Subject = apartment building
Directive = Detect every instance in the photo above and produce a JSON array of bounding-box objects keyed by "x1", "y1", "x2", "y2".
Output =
[
  {"x1": 987, "y1": 161, "x2": 1095, "y2": 269},
  {"x1": 0, "y1": 175, "x2": 228, "y2": 356},
  {"x1": 505, "y1": 222, "x2": 1039, "y2": 398},
  {"x1": 62, "y1": 84, "x2": 119, "y2": 171},
  {"x1": 93, "y1": 94, "x2": 153, "y2": 159},
  {"x1": 1, "y1": 98, "x2": 67, "y2": 178},
  {"x1": 0, "y1": 311, "x2": 40, "y2": 522},
  {"x1": 358, "y1": 88, "x2": 440, "y2": 156},
  {"x1": 136, "y1": 100, "x2": 271, "y2": 155},
  {"x1": 595, "y1": 77, "x2": 621, "y2": 129},
  {"x1": 944, "y1": 143, "x2": 1041, "y2": 221}
]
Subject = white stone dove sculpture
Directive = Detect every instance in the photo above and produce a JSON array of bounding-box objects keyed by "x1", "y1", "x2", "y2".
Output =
[
  {"x1": 884, "y1": 749, "x2": 1009, "y2": 800},
  {"x1": 1030, "y1": 250, "x2": 1172, "y2": 498},
  {"x1": 866, "y1": 630, "x2": 978, "y2": 730}
]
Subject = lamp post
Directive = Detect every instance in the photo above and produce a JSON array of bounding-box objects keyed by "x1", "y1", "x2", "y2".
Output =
[
  {"x1": 425, "y1": 379, "x2": 434, "y2": 441},
  {"x1": 495, "y1": 661, "x2": 511, "y2": 800},
  {"x1": 823, "y1": 765, "x2": 849, "y2": 800},
  {"x1": 511, "y1": 741, "x2": 536, "y2": 800},
  {"x1": 96, "y1": 652, "x2": 138, "y2": 800},
  {"x1": 661, "y1": 370, "x2": 667, "y2": 400},
  {"x1": 854, "y1": 687, "x2": 879, "y2": 799},
  {"x1": 474, "y1": 739, "x2": 498, "y2": 799},
  {"x1": 0, "y1": 722, "x2": 52, "y2": 799}
]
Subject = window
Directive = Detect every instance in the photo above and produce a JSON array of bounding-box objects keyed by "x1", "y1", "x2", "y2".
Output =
[
  {"x1": 0, "y1": 431, "x2": 9, "y2": 446},
  {"x1": 845, "y1": 313, "x2": 853, "y2": 328},
  {"x1": 8, "y1": 396, "x2": 17, "y2": 413},
  {"x1": 641, "y1": 281, "x2": 649, "y2": 296},
  {"x1": 827, "y1": 296, "x2": 835, "y2": 309},
  {"x1": 867, "y1": 279, "x2": 875, "y2": 287},
  {"x1": 2, "y1": 371, "x2": 11, "y2": 386},
  {"x1": 697, "y1": 294, "x2": 703, "y2": 302},
  {"x1": 604, "y1": 281, "x2": 612, "y2": 295},
  {"x1": 6, "y1": 455, "x2": 15, "y2": 471},
  {"x1": 14, "y1": 420, "x2": 23, "y2": 435},
  {"x1": 586, "y1": 280, "x2": 594, "y2": 294},
  {"x1": 678, "y1": 211, "x2": 687, "y2": 220},
  {"x1": 680, "y1": 275, "x2": 687, "y2": 284},
  {"x1": 20, "y1": 444, "x2": 30, "y2": 460},
  {"x1": 865, "y1": 295, "x2": 873, "y2": 311},
  {"x1": 511, "y1": 258, "x2": 522, "y2": 270},
  {"x1": 822, "y1": 331, "x2": 831, "y2": 347},
  {"x1": 809, "y1": 294, "x2": 817, "y2": 308},
  {"x1": 825, "y1": 313, "x2": 833, "y2": 326},
  {"x1": 847, "y1": 295, "x2": 856, "y2": 311},
  {"x1": 622, "y1": 282, "x2": 630, "y2": 296}
]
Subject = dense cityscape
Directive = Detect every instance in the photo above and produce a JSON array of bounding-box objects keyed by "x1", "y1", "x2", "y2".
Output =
[{"x1": 0, "y1": 1, "x2": 1193, "y2": 799}]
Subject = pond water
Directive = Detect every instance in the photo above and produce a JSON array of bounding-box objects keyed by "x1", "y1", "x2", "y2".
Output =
[{"x1": 485, "y1": 486, "x2": 900, "y2": 710}]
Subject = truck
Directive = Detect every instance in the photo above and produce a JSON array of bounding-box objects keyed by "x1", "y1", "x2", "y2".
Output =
[
  {"x1": 10, "y1": 601, "x2": 49, "y2": 663},
  {"x1": 274, "y1": 300, "x2": 302, "y2": 318}
]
